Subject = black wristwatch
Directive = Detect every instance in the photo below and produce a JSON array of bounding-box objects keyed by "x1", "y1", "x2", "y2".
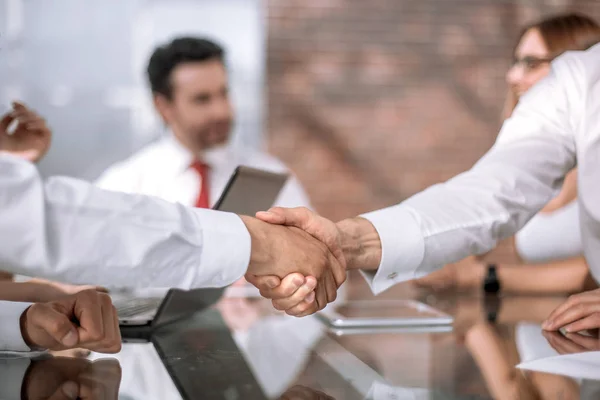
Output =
[{"x1": 483, "y1": 264, "x2": 501, "y2": 294}]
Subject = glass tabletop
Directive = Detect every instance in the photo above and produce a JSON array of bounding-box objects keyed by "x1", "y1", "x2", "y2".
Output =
[{"x1": 13, "y1": 284, "x2": 600, "y2": 399}]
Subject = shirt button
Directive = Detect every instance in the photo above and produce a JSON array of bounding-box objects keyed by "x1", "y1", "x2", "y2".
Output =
[{"x1": 387, "y1": 272, "x2": 398, "y2": 280}]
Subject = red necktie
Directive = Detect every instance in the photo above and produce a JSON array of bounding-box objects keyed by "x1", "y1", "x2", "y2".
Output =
[{"x1": 190, "y1": 161, "x2": 210, "y2": 208}]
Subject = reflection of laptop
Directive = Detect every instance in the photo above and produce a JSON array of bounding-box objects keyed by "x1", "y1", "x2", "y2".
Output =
[
  {"x1": 115, "y1": 166, "x2": 289, "y2": 330},
  {"x1": 151, "y1": 309, "x2": 268, "y2": 399}
]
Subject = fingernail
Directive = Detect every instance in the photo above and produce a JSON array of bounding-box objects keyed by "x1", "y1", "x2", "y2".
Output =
[
  {"x1": 541, "y1": 320, "x2": 550, "y2": 330},
  {"x1": 61, "y1": 381, "x2": 79, "y2": 399},
  {"x1": 61, "y1": 330, "x2": 78, "y2": 347},
  {"x1": 267, "y1": 278, "x2": 278, "y2": 289},
  {"x1": 565, "y1": 325, "x2": 573, "y2": 333},
  {"x1": 292, "y1": 277, "x2": 304, "y2": 289},
  {"x1": 305, "y1": 280, "x2": 317, "y2": 290},
  {"x1": 305, "y1": 292, "x2": 315, "y2": 303}
]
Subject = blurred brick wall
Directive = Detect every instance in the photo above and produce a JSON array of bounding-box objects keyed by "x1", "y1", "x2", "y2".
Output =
[{"x1": 266, "y1": 0, "x2": 600, "y2": 221}]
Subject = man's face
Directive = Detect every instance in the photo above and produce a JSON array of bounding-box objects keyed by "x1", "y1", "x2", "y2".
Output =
[{"x1": 157, "y1": 59, "x2": 233, "y2": 153}]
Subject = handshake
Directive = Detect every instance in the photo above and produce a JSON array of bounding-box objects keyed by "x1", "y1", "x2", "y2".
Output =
[{"x1": 241, "y1": 207, "x2": 383, "y2": 317}]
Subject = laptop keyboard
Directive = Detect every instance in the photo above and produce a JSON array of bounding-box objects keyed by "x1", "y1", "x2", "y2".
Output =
[{"x1": 114, "y1": 297, "x2": 163, "y2": 318}]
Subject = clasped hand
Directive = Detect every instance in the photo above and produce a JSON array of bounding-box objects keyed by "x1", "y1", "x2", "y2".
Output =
[
  {"x1": 241, "y1": 209, "x2": 346, "y2": 317},
  {"x1": 243, "y1": 207, "x2": 382, "y2": 317}
]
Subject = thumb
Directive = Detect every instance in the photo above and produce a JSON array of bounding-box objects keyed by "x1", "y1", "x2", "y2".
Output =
[
  {"x1": 245, "y1": 274, "x2": 281, "y2": 290},
  {"x1": 0, "y1": 112, "x2": 14, "y2": 134},
  {"x1": 28, "y1": 304, "x2": 79, "y2": 348},
  {"x1": 256, "y1": 207, "x2": 314, "y2": 230}
]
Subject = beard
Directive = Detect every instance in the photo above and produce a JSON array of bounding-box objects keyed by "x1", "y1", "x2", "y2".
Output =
[{"x1": 192, "y1": 120, "x2": 231, "y2": 150}]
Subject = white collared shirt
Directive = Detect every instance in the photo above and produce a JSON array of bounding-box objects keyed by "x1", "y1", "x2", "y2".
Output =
[
  {"x1": 0, "y1": 154, "x2": 250, "y2": 290},
  {"x1": 95, "y1": 134, "x2": 311, "y2": 209},
  {"x1": 361, "y1": 43, "x2": 600, "y2": 294},
  {"x1": 515, "y1": 201, "x2": 583, "y2": 263}
]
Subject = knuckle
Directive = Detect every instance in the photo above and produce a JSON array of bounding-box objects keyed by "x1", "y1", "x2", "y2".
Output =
[
  {"x1": 286, "y1": 309, "x2": 300, "y2": 317},
  {"x1": 100, "y1": 293, "x2": 113, "y2": 306},
  {"x1": 27, "y1": 303, "x2": 43, "y2": 317},
  {"x1": 87, "y1": 330, "x2": 105, "y2": 343},
  {"x1": 574, "y1": 303, "x2": 587, "y2": 313}
]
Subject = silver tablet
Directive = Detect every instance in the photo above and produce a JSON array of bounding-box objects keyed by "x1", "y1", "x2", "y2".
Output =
[
  {"x1": 317, "y1": 300, "x2": 454, "y2": 328},
  {"x1": 213, "y1": 166, "x2": 289, "y2": 216},
  {"x1": 328, "y1": 325, "x2": 453, "y2": 336}
]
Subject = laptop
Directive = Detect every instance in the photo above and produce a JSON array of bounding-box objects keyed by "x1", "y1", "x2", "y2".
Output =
[{"x1": 114, "y1": 166, "x2": 289, "y2": 332}]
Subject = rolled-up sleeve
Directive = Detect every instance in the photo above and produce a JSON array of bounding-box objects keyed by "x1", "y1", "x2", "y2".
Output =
[
  {"x1": 360, "y1": 53, "x2": 583, "y2": 294},
  {"x1": 0, "y1": 156, "x2": 250, "y2": 289}
]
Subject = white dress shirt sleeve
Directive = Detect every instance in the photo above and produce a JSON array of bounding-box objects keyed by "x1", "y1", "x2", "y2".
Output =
[
  {"x1": 0, "y1": 155, "x2": 250, "y2": 288},
  {"x1": 360, "y1": 53, "x2": 583, "y2": 294},
  {"x1": 0, "y1": 301, "x2": 32, "y2": 352},
  {"x1": 515, "y1": 201, "x2": 582, "y2": 263}
]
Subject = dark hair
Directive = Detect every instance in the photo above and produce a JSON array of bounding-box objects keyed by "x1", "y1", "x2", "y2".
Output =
[
  {"x1": 532, "y1": 13, "x2": 600, "y2": 56},
  {"x1": 147, "y1": 37, "x2": 225, "y2": 98}
]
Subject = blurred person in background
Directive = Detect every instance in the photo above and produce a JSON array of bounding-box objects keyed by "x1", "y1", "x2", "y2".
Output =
[
  {"x1": 96, "y1": 37, "x2": 311, "y2": 211},
  {"x1": 414, "y1": 13, "x2": 600, "y2": 295}
]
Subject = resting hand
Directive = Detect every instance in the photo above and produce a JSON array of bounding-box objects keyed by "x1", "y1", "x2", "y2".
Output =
[
  {"x1": 542, "y1": 288, "x2": 600, "y2": 333},
  {"x1": 20, "y1": 289, "x2": 121, "y2": 353}
]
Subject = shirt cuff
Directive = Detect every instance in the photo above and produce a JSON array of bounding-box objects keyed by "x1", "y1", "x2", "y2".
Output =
[
  {"x1": 193, "y1": 209, "x2": 251, "y2": 288},
  {"x1": 359, "y1": 205, "x2": 424, "y2": 295},
  {"x1": 0, "y1": 301, "x2": 33, "y2": 352}
]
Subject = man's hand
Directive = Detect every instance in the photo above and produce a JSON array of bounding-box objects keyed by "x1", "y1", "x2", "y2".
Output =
[
  {"x1": 247, "y1": 207, "x2": 381, "y2": 316},
  {"x1": 542, "y1": 288, "x2": 600, "y2": 332},
  {"x1": 241, "y1": 215, "x2": 346, "y2": 314},
  {"x1": 0, "y1": 101, "x2": 51, "y2": 162},
  {"x1": 24, "y1": 357, "x2": 121, "y2": 400},
  {"x1": 20, "y1": 289, "x2": 121, "y2": 353}
]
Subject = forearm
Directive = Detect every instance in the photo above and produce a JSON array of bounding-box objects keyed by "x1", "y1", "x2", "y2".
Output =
[
  {"x1": 336, "y1": 217, "x2": 382, "y2": 271},
  {"x1": 496, "y1": 297, "x2": 566, "y2": 324},
  {"x1": 498, "y1": 256, "x2": 590, "y2": 294},
  {"x1": 0, "y1": 282, "x2": 45, "y2": 303}
]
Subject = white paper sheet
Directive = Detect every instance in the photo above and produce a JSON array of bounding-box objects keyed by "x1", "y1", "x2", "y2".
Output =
[{"x1": 517, "y1": 351, "x2": 600, "y2": 380}]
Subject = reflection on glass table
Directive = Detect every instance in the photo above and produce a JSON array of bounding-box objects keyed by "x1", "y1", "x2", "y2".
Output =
[
  {"x1": 218, "y1": 293, "x2": 600, "y2": 400},
  {"x1": 0, "y1": 355, "x2": 122, "y2": 400},
  {"x1": 89, "y1": 343, "x2": 182, "y2": 400}
]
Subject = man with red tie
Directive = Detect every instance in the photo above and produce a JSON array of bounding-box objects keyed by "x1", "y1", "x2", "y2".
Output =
[{"x1": 96, "y1": 37, "x2": 311, "y2": 211}]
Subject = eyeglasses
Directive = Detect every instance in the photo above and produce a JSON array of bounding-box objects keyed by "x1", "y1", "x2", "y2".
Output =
[{"x1": 512, "y1": 56, "x2": 554, "y2": 72}]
